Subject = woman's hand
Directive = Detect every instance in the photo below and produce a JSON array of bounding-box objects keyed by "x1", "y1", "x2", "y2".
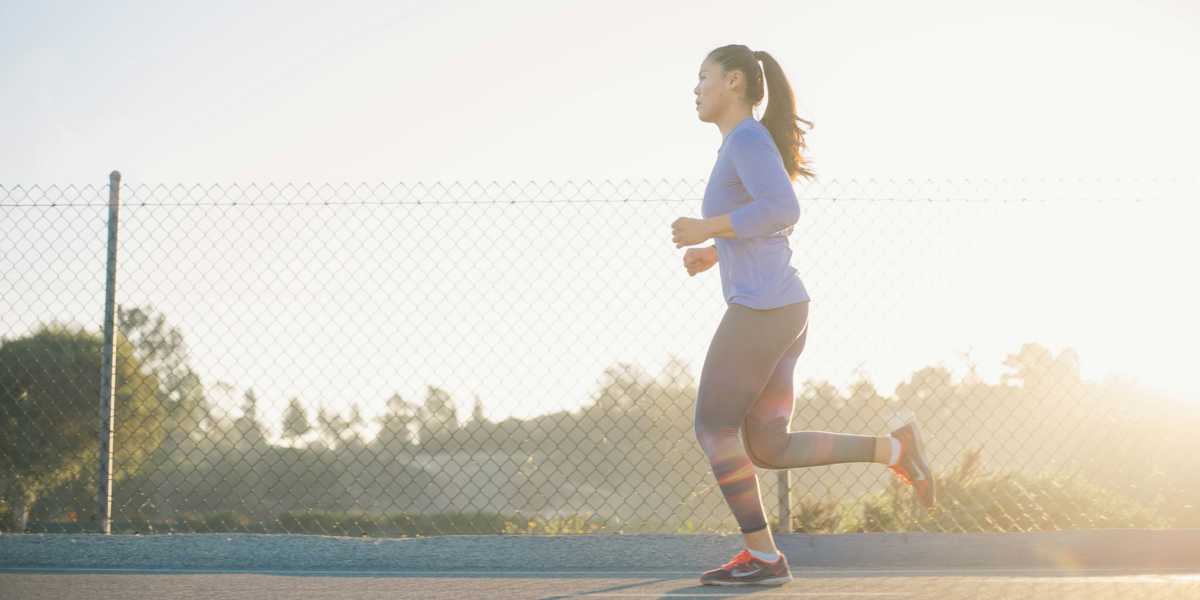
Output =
[
  {"x1": 683, "y1": 246, "x2": 718, "y2": 277},
  {"x1": 672, "y1": 217, "x2": 712, "y2": 248}
]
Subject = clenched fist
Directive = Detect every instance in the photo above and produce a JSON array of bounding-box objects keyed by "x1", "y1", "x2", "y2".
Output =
[{"x1": 683, "y1": 246, "x2": 718, "y2": 277}]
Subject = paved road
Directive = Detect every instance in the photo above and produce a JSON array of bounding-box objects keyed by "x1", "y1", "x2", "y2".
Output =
[
  {"x1": 3, "y1": 530, "x2": 1198, "y2": 599},
  {"x1": 3, "y1": 567, "x2": 1200, "y2": 599}
]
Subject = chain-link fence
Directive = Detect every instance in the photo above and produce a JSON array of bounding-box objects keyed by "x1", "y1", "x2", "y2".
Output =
[{"x1": 2, "y1": 174, "x2": 1198, "y2": 537}]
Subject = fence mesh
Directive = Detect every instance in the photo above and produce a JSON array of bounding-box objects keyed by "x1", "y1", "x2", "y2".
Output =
[{"x1": 2, "y1": 176, "x2": 1198, "y2": 536}]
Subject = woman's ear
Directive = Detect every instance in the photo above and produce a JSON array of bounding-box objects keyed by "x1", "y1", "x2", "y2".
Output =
[{"x1": 725, "y1": 69, "x2": 743, "y2": 95}]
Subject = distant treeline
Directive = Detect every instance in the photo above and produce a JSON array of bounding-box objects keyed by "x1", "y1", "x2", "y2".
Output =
[{"x1": 3, "y1": 305, "x2": 1196, "y2": 533}]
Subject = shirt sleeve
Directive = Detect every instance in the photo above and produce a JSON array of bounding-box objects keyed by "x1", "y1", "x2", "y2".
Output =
[{"x1": 725, "y1": 129, "x2": 800, "y2": 239}]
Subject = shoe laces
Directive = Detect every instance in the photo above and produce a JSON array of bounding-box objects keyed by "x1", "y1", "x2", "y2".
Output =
[
  {"x1": 888, "y1": 462, "x2": 913, "y2": 485},
  {"x1": 721, "y1": 549, "x2": 754, "y2": 570}
]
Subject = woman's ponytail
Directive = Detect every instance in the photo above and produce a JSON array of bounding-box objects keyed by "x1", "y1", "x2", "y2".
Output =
[{"x1": 753, "y1": 50, "x2": 814, "y2": 182}]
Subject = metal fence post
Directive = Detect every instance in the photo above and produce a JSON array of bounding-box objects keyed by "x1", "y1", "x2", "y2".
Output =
[
  {"x1": 777, "y1": 470, "x2": 791, "y2": 533},
  {"x1": 98, "y1": 170, "x2": 121, "y2": 535}
]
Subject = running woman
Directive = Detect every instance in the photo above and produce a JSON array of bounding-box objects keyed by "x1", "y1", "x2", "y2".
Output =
[{"x1": 671, "y1": 44, "x2": 936, "y2": 587}]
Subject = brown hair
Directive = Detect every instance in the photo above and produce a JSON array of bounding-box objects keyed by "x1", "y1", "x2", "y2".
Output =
[{"x1": 706, "y1": 44, "x2": 815, "y2": 181}]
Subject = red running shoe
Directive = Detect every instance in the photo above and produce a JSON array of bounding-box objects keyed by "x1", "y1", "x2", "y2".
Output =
[
  {"x1": 888, "y1": 422, "x2": 936, "y2": 508},
  {"x1": 699, "y1": 548, "x2": 793, "y2": 586}
]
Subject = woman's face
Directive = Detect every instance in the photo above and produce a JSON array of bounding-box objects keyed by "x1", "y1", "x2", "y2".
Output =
[{"x1": 693, "y1": 57, "x2": 736, "y2": 123}]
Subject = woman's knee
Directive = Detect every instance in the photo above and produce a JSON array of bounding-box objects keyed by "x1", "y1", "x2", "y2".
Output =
[
  {"x1": 693, "y1": 423, "x2": 739, "y2": 460},
  {"x1": 741, "y1": 424, "x2": 783, "y2": 469}
]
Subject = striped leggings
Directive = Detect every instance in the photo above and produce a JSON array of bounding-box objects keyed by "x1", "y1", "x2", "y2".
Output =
[{"x1": 693, "y1": 300, "x2": 878, "y2": 534}]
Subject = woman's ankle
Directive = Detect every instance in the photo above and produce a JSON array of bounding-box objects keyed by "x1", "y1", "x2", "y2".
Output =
[{"x1": 873, "y1": 436, "x2": 891, "y2": 463}]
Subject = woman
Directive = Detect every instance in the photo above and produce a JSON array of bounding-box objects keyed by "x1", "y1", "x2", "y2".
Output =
[{"x1": 671, "y1": 44, "x2": 936, "y2": 587}]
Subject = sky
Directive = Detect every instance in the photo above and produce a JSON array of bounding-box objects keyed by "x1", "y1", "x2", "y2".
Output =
[
  {"x1": 3, "y1": 0, "x2": 1199, "y2": 439},
  {"x1": 5, "y1": 0, "x2": 1200, "y2": 184}
]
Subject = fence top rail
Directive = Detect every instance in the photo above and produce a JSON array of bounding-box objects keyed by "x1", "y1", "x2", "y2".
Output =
[{"x1": 1, "y1": 176, "x2": 1196, "y2": 207}]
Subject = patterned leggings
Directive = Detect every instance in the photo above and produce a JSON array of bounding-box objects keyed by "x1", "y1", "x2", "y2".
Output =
[{"x1": 693, "y1": 301, "x2": 878, "y2": 534}]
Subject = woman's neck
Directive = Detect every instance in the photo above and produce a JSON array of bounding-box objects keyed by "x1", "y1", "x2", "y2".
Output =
[{"x1": 717, "y1": 110, "x2": 754, "y2": 139}]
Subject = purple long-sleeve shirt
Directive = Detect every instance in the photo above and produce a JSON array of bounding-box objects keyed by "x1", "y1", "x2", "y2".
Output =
[{"x1": 701, "y1": 116, "x2": 810, "y2": 309}]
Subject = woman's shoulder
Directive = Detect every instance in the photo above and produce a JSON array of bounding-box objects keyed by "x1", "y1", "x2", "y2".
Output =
[{"x1": 726, "y1": 120, "x2": 774, "y2": 150}]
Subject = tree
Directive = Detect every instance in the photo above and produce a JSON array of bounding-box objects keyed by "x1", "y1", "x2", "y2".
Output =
[
  {"x1": 169, "y1": 370, "x2": 211, "y2": 445},
  {"x1": 470, "y1": 394, "x2": 487, "y2": 425},
  {"x1": 344, "y1": 403, "x2": 368, "y2": 450},
  {"x1": 117, "y1": 305, "x2": 215, "y2": 446},
  {"x1": 374, "y1": 392, "x2": 416, "y2": 452},
  {"x1": 315, "y1": 404, "x2": 365, "y2": 450},
  {"x1": 957, "y1": 347, "x2": 983, "y2": 386},
  {"x1": 895, "y1": 365, "x2": 955, "y2": 405},
  {"x1": 657, "y1": 354, "x2": 697, "y2": 392},
  {"x1": 232, "y1": 388, "x2": 268, "y2": 451},
  {"x1": 417, "y1": 385, "x2": 458, "y2": 447},
  {"x1": 1001, "y1": 342, "x2": 1081, "y2": 392},
  {"x1": 281, "y1": 397, "x2": 312, "y2": 446},
  {"x1": 0, "y1": 322, "x2": 165, "y2": 531},
  {"x1": 591, "y1": 362, "x2": 653, "y2": 414}
]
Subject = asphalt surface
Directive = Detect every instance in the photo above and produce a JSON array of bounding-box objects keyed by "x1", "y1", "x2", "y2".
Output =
[
  {"x1": 2, "y1": 530, "x2": 1198, "y2": 599},
  {"x1": 4, "y1": 568, "x2": 1200, "y2": 599}
]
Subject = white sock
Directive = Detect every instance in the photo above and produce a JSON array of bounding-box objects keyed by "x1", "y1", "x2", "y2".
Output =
[
  {"x1": 748, "y1": 548, "x2": 779, "y2": 562},
  {"x1": 888, "y1": 437, "x2": 902, "y2": 466}
]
